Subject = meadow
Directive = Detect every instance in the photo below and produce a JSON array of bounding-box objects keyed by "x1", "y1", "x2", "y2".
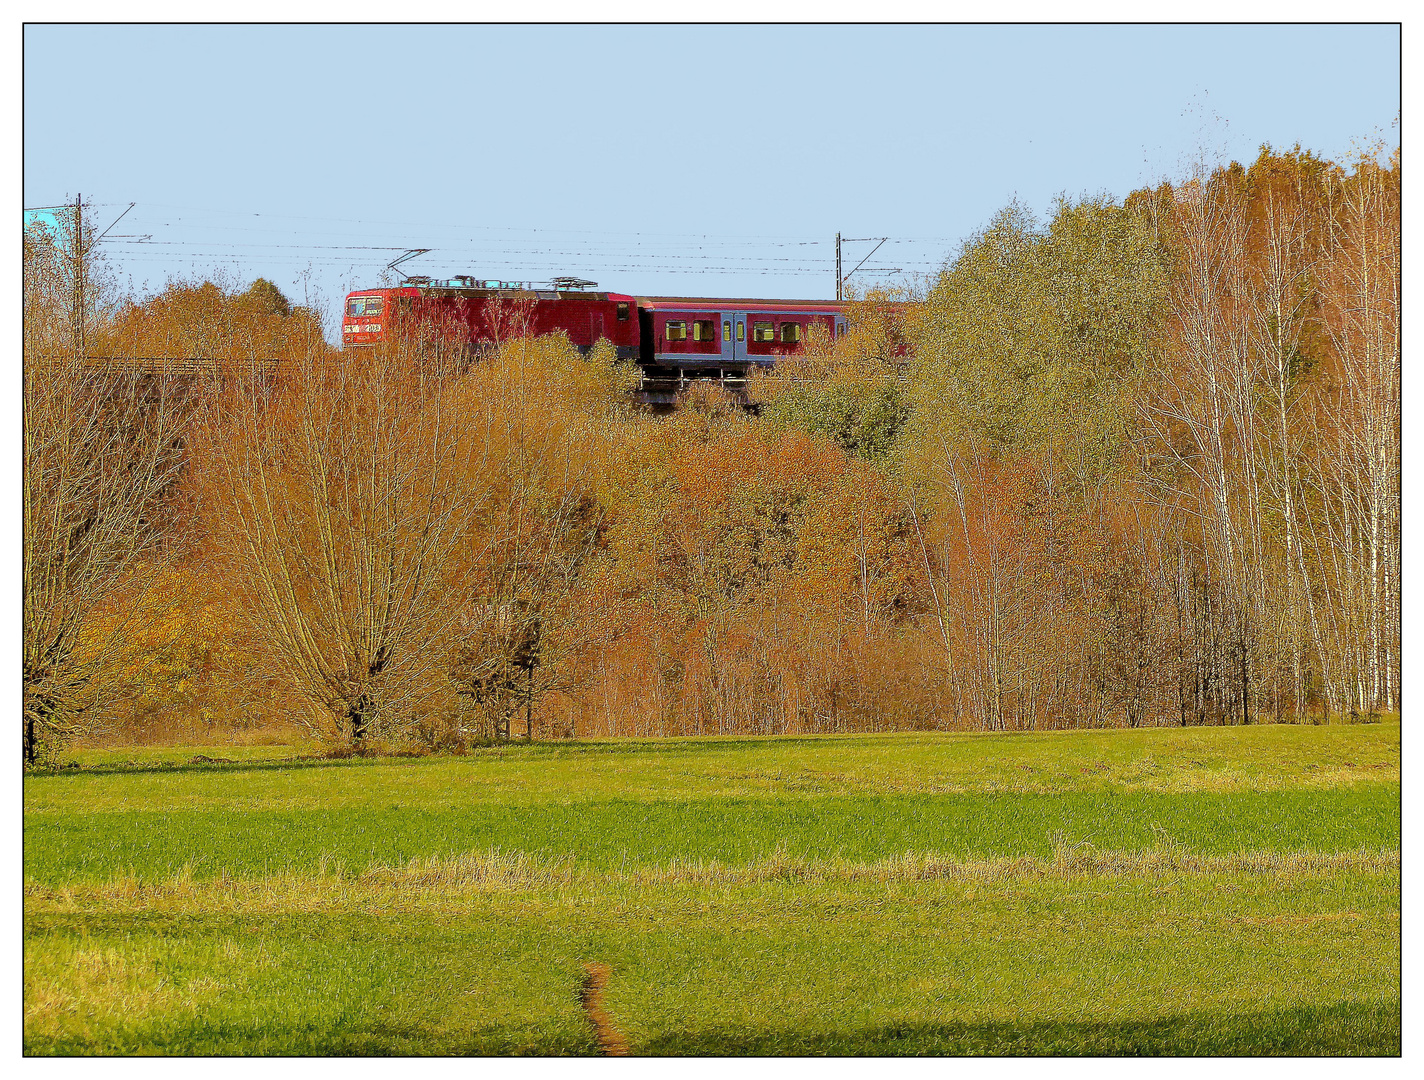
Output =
[{"x1": 24, "y1": 722, "x2": 1400, "y2": 1055}]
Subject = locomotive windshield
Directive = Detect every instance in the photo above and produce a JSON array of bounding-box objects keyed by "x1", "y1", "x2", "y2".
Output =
[{"x1": 346, "y1": 296, "x2": 384, "y2": 317}]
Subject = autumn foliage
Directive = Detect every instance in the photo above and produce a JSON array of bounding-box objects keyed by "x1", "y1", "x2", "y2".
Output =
[
  {"x1": 93, "y1": 276, "x2": 325, "y2": 361},
  {"x1": 21, "y1": 144, "x2": 1399, "y2": 757}
]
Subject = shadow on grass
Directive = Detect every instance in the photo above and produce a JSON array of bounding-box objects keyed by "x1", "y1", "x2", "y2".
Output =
[
  {"x1": 26, "y1": 1001, "x2": 1399, "y2": 1057},
  {"x1": 26, "y1": 1018, "x2": 598, "y2": 1057},
  {"x1": 637, "y1": 1000, "x2": 1401, "y2": 1057},
  {"x1": 34, "y1": 735, "x2": 919, "y2": 779},
  {"x1": 35, "y1": 756, "x2": 387, "y2": 779}
]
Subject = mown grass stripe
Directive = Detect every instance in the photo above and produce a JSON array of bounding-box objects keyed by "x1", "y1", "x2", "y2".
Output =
[
  {"x1": 24, "y1": 786, "x2": 1400, "y2": 884},
  {"x1": 24, "y1": 846, "x2": 1402, "y2": 914}
]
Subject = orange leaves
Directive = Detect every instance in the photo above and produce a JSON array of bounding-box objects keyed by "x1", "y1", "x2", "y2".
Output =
[
  {"x1": 95, "y1": 277, "x2": 326, "y2": 362},
  {"x1": 640, "y1": 422, "x2": 898, "y2": 611},
  {"x1": 555, "y1": 415, "x2": 926, "y2": 738}
]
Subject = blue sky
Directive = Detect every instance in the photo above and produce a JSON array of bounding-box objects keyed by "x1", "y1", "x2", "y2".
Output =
[{"x1": 23, "y1": 24, "x2": 1400, "y2": 333}]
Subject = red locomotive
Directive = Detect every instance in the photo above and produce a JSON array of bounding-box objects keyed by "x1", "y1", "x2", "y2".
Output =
[
  {"x1": 342, "y1": 275, "x2": 859, "y2": 404},
  {"x1": 342, "y1": 275, "x2": 641, "y2": 359}
]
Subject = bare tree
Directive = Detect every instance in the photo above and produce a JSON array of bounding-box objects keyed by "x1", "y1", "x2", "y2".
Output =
[
  {"x1": 1136, "y1": 166, "x2": 1268, "y2": 725},
  {"x1": 1246, "y1": 158, "x2": 1325, "y2": 719},
  {"x1": 1312, "y1": 150, "x2": 1401, "y2": 716},
  {"x1": 193, "y1": 321, "x2": 488, "y2": 744},
  {"x1": 447, "y1": 335, "x2": 633, "y2": 740},
  {"x1": 22, "y1": 217, "x2": 191, "y2": 763}
]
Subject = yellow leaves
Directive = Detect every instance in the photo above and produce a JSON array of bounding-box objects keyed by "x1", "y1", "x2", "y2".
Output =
[
  {"x1": 551, "y1": 411, "x2": 928, "y2": 737},
  {"x1": 85, "y1": 562, "x2": 300, "y2": 739},
  {"x1": 90, "y1": 274, "x2": 327, "y2": 362}
]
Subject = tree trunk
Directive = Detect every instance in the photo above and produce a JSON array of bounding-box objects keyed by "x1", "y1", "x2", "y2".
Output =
[{"x1": 348, "y1": 694, "x2": 371, "y2": 742}]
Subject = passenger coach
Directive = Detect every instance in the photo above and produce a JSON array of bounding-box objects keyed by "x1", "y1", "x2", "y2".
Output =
[{"x1": 634, "y1": 297, "x2": 849, "y2": 403}]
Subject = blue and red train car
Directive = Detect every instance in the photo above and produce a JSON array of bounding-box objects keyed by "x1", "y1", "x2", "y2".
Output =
[{"x1": 632, "y1": 296, "x2": 850, "y2": 401}]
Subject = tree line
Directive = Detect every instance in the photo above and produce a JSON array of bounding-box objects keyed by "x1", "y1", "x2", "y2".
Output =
[{"x1": 21, "y1": 145, "x2": 1399, "y2": 762}]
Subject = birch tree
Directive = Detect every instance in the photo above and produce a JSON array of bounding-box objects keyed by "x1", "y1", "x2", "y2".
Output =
[{"x1": 1312, "y1": 149, "x2": 1401, "y2": 716}]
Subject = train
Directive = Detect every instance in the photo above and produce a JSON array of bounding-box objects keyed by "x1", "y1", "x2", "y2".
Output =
[{"x1": 341, "y1": 275, "x2": 857, "y2": 404}]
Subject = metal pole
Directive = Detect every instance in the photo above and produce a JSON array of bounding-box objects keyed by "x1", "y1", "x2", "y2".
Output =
[
  {"x1": 835, "y1": 231, "x2": 842, "y2": 301},
  {"x1": 73, "y1": 193, "x2": 85, "y2": 359}
]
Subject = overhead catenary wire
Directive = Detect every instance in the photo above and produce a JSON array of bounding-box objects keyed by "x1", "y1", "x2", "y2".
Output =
[
  {"x1": 123, "y1": 201, "x2": 965, "y2": 246},
  {"x1": 100, "y1": 243, "x2": 941, "y2": 272},
  {"x1": 104, "y1": 250, "x2": 927, "y2": 271},
  {"x1": 72, "y1": 199, "x2": 951, "y2": 303},
  {"x1": 107, "y1": 253, "x2": 918, "y2": 275},
  {"x1": 136, "y1": 200, "x2": 964, "y2": 243},
  {"x1": 92, "y1": 215, "x2": 949, "y2": 280},
  {"x1": 102, "y1": 232, "x2": 948, "y2": 259},
  {"x1": 97, "y1": 243, "x2": 939, "y2": 270},
  {"x1": 98, "y1": 238, "x2": 940, "y2": 265}
]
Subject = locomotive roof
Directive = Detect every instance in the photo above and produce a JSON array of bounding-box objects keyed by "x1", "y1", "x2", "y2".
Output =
[
  {"x1": 346, "y1": 287, "x2": 844, "y2": 310},
  {"x1": 372, "y1": 285, "x2": 634, "y2": 302}
]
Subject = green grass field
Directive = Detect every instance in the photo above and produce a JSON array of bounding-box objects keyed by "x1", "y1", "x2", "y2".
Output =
[{"x1": 24, "y1": 722, "x2": 1400, "y2": 1055}]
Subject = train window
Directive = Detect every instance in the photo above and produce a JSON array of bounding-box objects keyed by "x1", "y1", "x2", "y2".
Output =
[
  {"x1": 723, "y1": 321, "x2": 731, "y2": 342},
  {"x1": 346, "y1": 296, "x2": 383, "y2": 317},
  {"x1": 617, "y1": 302, "x2": 630, "y2": 322},
  {"x1": 752, "y1": 321, "x2": 775, "y2": 343},
  {"x1": 736, "y1": 322, "x2": 745, "y2": 342},
  {"x1": 692, "y1": 320, "x2": 716, "y2": 342},
  {"x1": 779, "y1": 322, "x2": 801, "y2": 344},
  {"x1": 666, "y1": 320, "x2": 687, "y2": 341}
]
